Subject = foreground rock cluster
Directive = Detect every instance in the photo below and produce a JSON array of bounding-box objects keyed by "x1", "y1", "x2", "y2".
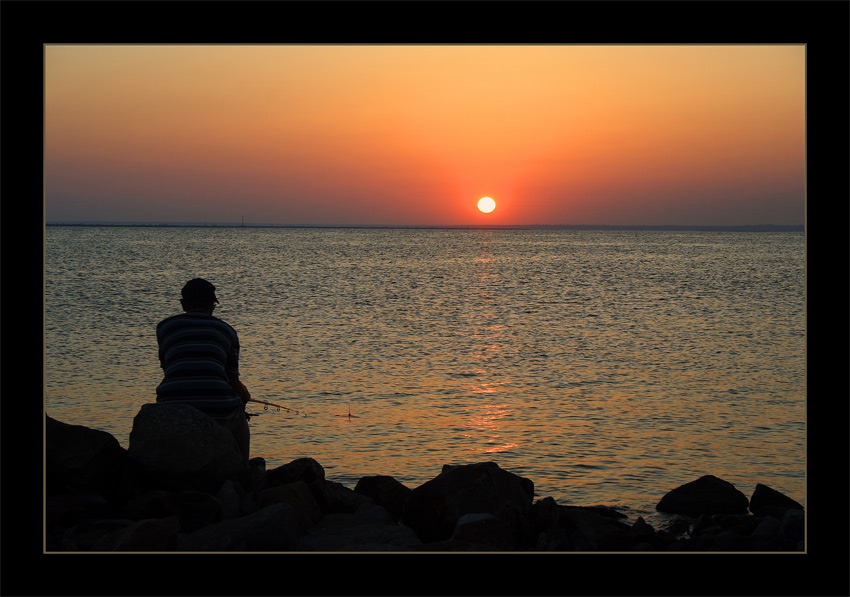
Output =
[{"x1": 46, "y1": 403, "x2": 805, "y2": 552}]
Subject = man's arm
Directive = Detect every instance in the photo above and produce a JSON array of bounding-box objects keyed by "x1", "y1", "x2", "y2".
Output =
[{"x1": 228, "y1": 374, "x2": 251, "y2": 407}]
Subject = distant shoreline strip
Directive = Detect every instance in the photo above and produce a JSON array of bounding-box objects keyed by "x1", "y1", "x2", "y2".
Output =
[{"x1": 45, "y1": 223, "x2": 805, "y2": 232}]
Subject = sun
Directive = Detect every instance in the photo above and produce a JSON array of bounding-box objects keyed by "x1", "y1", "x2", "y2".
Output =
[{"x1": 477, "y1": 197, "x2": 496, "y2": 213}]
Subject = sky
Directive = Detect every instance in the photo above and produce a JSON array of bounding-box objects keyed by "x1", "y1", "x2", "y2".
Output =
[{"x1": 44, "y1": 44, "x2": 806, "y2": 227}]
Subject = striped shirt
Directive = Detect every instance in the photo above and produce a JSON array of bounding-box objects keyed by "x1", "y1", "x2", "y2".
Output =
[{"x1": 155, "y1": 312, "x2": 243, "y2": 421}]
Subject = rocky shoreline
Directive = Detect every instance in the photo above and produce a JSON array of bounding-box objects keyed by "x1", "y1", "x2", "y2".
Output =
[{"x1": 46, "y1": 403, "x2": 805, "y2": 552}]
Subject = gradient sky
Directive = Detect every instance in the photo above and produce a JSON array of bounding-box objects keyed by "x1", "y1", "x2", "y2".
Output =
[{"x1": 44, "y1": 44, "x2": 805, "y2": 226}]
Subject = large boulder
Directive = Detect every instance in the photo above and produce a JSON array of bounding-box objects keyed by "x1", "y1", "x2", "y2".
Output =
[
  {"x1": 749, "y1": 483, "x2": 804, "y2": 517},
  {"x1": 264, "y1": 456, "x2": 326, "y2": 487},
  {"x1": 656, "y1": 475, "x2": 749, "y2": 516},
  {"x1": 128, "y1": 403, "x2": 244, "y2": 492},
  {"x1": 46, "y1": 414, "x2": 144, "y2": 506},
  {"x1": 402, "y1": 462, "x2": 535, "y2": 548},
  {"x1": 354, "y1": 475, "x2": 412, "y2": 521}
]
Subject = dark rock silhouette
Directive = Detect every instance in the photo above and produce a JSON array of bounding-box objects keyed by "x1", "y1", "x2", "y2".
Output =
[
  {"x1": 749, "y1": 482, "x2": 805, "y2": 517},
  {"x1": 46, "y1": 415, "x2": 145, "y2": 505},
  {"x1": 402, "y1": 461, "x2": 535, "y2": 547},
  {"x1": 128, "y1": 403, "x2": 243, "y2": 492},
  {"x1": 45, "y1": 406, "x2": 805, "y2": 552},
  {"x1": 655, "y1": 474, "x2": 750, "y2": 516},
  {"x1": 354, "y1": 475, "x2": 412, "y2": 521}
]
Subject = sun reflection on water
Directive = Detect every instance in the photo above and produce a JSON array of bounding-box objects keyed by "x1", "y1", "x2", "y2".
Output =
[{"x1": 462, "y1": 403, "x2": 519, "y2": 455}]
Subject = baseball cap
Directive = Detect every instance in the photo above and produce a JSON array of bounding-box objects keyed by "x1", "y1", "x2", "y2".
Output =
[{"x1": 181, "y1": 278, "x2": 219, "y2": 305}]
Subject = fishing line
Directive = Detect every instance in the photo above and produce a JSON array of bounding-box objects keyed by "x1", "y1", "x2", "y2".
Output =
[{"x1": 334, "y1": 403, "x2": 359, "y2": 419}]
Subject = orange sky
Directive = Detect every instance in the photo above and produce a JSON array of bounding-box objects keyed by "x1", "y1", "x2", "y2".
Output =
[{"x1": 44, "y1": 45, "x2": 805, "y2": 226}]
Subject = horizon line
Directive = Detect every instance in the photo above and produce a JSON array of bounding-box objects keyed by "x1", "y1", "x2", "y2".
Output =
[{"x1": 44, "y1": 221, "x2": 805, "y2": 231}]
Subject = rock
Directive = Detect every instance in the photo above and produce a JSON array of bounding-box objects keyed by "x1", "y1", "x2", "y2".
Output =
[
  {"x1": 216, "y1": 480, "x2": 245, "y2": 520},
  {"x1": 689, "y1": 512, "x2": 762, "y2": 550},
  {"x1": 321, "y1": 480, "x2": 374, "y2": 514},
  {"x1": 656, "y1": 475, "x2": 749, "y2": 516},
  {"x1": 683, "y1": 508, "x2": 808, "y2": 552},
  {"x1": 530, "y1": 500, "x2": 634, "y2": 551},
  {"x1": 118, "y1": 489, "x2": 221, "y2": 532},
  {"x1": 263, "y1": 457, "x2": 329, "y2": 511},
  {"x1": 350, "y1": 502, "x2": 396, "y2": 526},
  {"x1": 559, "y1": 506, "x2": 633, "y2": 551},
  {"x1": 55, "y1": 518, "x2": 137, "y2": 551},
  {"x1": 692, "y1": 525, "x2": 722, "y2": 550},
  {"x1": 660, "y1": 516, "x2": 692, "y2": 537},
  {"x1": 253, "y1": 480, "x2": 324, "y2": 533},
  {"x1": 712, "y1": 529, "x2": 750, "y2": 551},
  {"x1": 265, "y1": 457, "x2": 325, "y2": 486},
  {"x1": 450, "y1": 513, "x2": 513, "y2": 550},
  {"x1": 751, "y1": 515, "x2": 782, "y2": 541},
  {"x1": 297, "y1": 503, "x2": 422, "y2": 551},
  {"x1": 93, "y1": 516, "x2": 181, "y2": 551},
  {"x1": 779, "y1": 509, "x2": 805, "y2": 545},
  {"x1": 749, "y1": 483, "x2": 804, "y2": 517},
  {"x1": 354, "y1": 475, "x2": 412, "y2": 521},
  {"x1": 629, "y1": 516, "x2": 659, "y2": 548},
  {"x1": 239, "y1": 457, "x2": 267, "y2": 491},
  {"x1": 534, "y1": 523, "x2": 571, "y2": 550},
  {"x1": 573, "y1": 505, "x2": 628, "y2": 520},
  {"x1": 691, "y1": 512, "x2": 721, "y2": 536},
  {"x1": 46, "y1": 492, "x2": 111, "y2": 531},
  {"x1": 128, "y1": 403, "x2": 244, "y2": 492},
  {"x1": 530, "y1": 497, "x2": 558, "y2": 547},
  {"x1": 119, "y1": 490, "x2": 176, "y2": 520},
  {"x1": 171, "y1": 491, "x2": 222, "y2": 532},
  {"x1": 699, "y1": 513, "x2": 760, "y2": 536},
  {"x1": 402, "y1": 462, "x2": 535, "y2": 549},
  {"x1": 46, "y1": 414, "x2": 145, "y2": 505},
  {"x1": 177, "y1": 502, "x2": 301, "y2": 551}
]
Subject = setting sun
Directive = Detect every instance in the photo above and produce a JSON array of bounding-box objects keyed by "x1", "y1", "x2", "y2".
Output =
[{"x1": 478, "y1": 197, "x2": 496, "y2": 213}]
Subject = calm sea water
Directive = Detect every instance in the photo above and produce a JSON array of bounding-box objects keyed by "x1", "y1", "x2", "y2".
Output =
[{"x1": 44, "y1": 226, "x2": 806, "y2": 526}]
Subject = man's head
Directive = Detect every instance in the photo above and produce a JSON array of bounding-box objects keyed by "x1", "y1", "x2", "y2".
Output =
[{"x1": 180, "y1": 278, "x2": 219, "y2": 313}]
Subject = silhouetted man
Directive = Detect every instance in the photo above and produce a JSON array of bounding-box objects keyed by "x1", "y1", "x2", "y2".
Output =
[{"x1": 156, "y1": 278, "x2": 251, "y2": 460}]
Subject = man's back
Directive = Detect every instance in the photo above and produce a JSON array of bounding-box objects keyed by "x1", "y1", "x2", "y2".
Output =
[{"x1": 156, "y1": 312, "x2": 243, "y2": 421}]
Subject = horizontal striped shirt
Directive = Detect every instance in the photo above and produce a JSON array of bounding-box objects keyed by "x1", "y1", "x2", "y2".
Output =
[{"x1": 155, "y1": 312, "x2": 243, "y2": 421}]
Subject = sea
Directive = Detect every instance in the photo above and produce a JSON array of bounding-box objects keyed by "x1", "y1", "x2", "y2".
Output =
[{"x1": 44, "y1": 225, "x2": 806, "y2": 528}]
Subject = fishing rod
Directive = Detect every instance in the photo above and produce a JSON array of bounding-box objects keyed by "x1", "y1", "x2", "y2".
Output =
[
  {"x1": 248, "y1": 397, "x2": 307, "y2": 416},
  {"x1": 247, "y1": 398, "x2": 360, "y2": 419}
]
